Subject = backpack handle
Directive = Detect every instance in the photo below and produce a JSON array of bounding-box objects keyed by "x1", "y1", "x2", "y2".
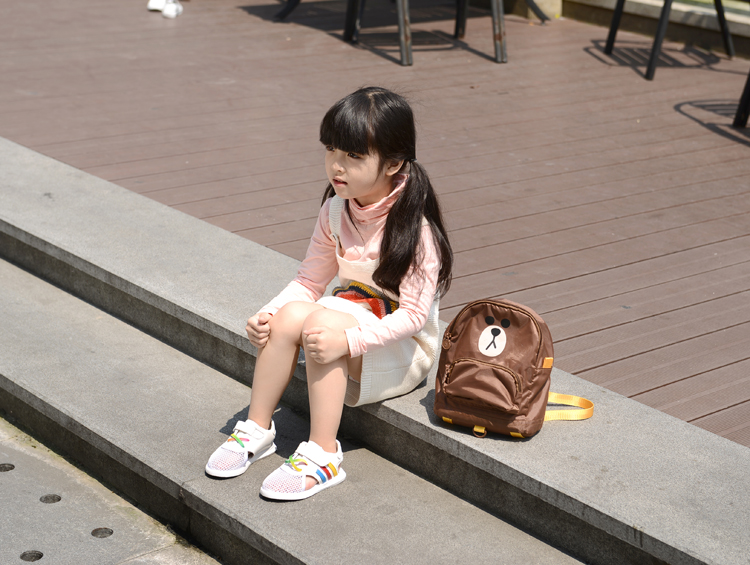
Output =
[{"x1": 545, "y1": 392, "x2": 594, "y2": 422}]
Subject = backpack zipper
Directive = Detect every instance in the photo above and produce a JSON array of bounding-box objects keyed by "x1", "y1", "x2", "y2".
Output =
[{"x1": 445, "y1": 358, "x2": 521, "y2": 393}]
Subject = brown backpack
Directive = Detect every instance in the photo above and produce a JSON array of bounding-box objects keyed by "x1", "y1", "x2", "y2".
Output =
[{"x1": 434, "y1": 299, "x2": 592, "y2": 439}]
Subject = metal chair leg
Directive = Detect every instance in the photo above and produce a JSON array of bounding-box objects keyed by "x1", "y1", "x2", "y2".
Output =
[
  {"x1": 354, "y1": 0, "x2": 367, "y2": 42},
  {"x1": 713, "y1": 0, "x2": 735, "y2": 58},
  {"x1": 490, "y1": 0, "x2": 507, "y2": 63},
  {"x1": 395, "y1": 0, "x2": 412, "y2": 66},
  {"x1": 344, "y1": 0, "x2": 360, "y2": 41},
  {"x1": 645, "y1": 0, "x2": 673, "y2": 80},
  {"x1": 455, "y1": 0, "x2": 467, "y2": 39},
  {"x1": 604, "y1": 0, "x2": 626, "y2": 54},
  {"x1": 733, "y1": 69, "x2": 750, "y2": 127}
]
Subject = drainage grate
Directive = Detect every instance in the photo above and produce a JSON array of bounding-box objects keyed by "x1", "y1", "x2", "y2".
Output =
[
  {"x1": 20, "y1": 550, "x2": 43, "y2": 562},
  {"x1": 91, "y1": 527, "x2": 113, "y2": 538},
  {"x1": 39, "y1": 494, "x2": 61, "y2": 504},
  {"x1": 0, "y1": 463, "x2": 15, "y2": 472}
]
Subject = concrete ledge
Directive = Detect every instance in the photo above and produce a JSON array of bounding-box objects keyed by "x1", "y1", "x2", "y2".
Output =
[
  {"x1": 2, "y1": 137, "x2": 749, "y2": 564},
  {"x1": 0, "y1": 258, "x2": 581, "y2": 565}
]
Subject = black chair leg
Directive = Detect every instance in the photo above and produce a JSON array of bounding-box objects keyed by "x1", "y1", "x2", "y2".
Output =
[
  {"x1": 275, "y1": 0, "x2": 301, "y2": 20},
  {"x1": 354, "y1": 0, "x2": 367, "y2": 42},
  {"x1": 344, "y1": 0, "x2": 360, "y2": 41},
  {"x1": 490, "y1": 0, "x2": 507, "y2": 63},
  {"x1": 714, "y1": 0, "x2": 735, "y2": 58},
  {"x1": 645, "y1": 0, "x2": 673, "y2": 80},
  {"x1": 733, "y1": 69, "x2": 750, "y2": 127},
  {"x1": 455, "y1": 0, "x2": 467, "y2": 39},
  {"x1": 604, "y1": 0, "x2": 626, "y2": 54},
  {"x1": 344, "y1": 0, "x2": 367, "y2": 42},
  {"x1": 396, "y1": 0, "x2": 413, "y2": 66}
]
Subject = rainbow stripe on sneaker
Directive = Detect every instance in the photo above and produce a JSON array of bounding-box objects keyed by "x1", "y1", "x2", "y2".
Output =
[
  {"x1": 332, "y1": 281, "x2": 398, "y2": 319},
  {"x1": 285, "y1": 456, "x2": 339, "y2": 483},
  {"x1": 315, "y1": 463, "x2": 339, "y2": 483}
]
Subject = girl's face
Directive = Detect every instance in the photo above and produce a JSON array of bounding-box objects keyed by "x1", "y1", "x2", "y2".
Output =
[{"x1": 324, "y1": 145, "x2": 403, "y2": 207}]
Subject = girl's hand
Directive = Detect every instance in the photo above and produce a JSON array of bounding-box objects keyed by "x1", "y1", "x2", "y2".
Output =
[
  {"x1": 303, "y1": 326, "x2": 350, "y2": 365},
  {"x1": 246, "y1": 312, "x2": 273, "y2": 348}
]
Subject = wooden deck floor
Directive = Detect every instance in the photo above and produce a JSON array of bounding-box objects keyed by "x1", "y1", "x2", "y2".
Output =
[{"x1": 2, "y1": 0, "x2": 749, "y2": 446}]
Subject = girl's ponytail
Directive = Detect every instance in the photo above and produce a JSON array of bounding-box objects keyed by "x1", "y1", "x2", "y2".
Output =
[{"x1": 373, "y1": 160, "x2": 453, "y2": 298}]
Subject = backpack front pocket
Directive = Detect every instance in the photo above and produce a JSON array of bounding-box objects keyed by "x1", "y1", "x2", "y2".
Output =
[{"x1": 443, "y1": 358, "x2": 521, "y2": 414}]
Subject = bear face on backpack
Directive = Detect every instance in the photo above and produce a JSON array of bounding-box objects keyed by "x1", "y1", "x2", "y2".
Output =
[{"x1": 434, "y1": 299, "x2": 554, "y2": 438}]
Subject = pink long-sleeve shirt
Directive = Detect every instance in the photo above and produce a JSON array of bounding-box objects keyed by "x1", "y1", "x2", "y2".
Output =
[{"x1": 260, "y1": 176, "x2": 440, "y2": 358}]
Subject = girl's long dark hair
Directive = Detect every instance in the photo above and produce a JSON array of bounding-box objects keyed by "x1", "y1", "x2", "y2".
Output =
[{"x1": 319, "y1": 87, "x2": 453, "y2": 298}]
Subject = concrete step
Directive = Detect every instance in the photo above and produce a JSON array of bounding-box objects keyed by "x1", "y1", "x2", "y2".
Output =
[
  {"x1": 2, "y1": 136, "x2": 749, "y2": 565},
  {"x1": 0, "y1": 258, "x2": 582, "y2": 565},
  {"x1": 0, "y1": 415, "x2": 221, "y2": 565}
]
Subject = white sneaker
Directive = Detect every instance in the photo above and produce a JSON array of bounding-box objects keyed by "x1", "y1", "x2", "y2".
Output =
[
  {"x1": 260, "y1": 440, "x2": 346, "y2": 501},
  {"x1": 205, "y1": 419, "x2": 277, "y2": 478},
  {"x1": 162, "y1": 0, "x2": 183, "y2": 18},
  {"x1": 147, "y1": 0, "x2": 167, "y2": 11}
]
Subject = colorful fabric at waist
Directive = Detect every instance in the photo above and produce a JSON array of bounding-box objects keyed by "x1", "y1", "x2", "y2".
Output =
[{"x1": 332, "y1": 281, "x2": 399, "y2": 320}]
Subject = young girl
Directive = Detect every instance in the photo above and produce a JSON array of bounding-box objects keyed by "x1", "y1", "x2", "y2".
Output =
[{"x1": 205, "y1": 87, "x2": 453, "y2": 500}]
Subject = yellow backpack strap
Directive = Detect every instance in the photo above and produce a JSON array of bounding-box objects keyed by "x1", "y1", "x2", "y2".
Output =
[{"x1": 545, "y1": 392, "x2": 594, "y2": 422}]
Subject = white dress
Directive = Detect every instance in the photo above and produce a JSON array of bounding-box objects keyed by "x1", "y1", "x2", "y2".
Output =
[{"x1": 316, "y1": 196, "x2": 440, "y2": 407}]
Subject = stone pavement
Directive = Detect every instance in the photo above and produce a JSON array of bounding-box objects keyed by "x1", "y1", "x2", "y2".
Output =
[{"x1": 0, "y1": 415, "x2": 220, "y2": 565}]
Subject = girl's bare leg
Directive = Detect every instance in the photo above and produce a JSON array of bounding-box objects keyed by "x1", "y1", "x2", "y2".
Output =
[
  {"x1": 300, "y1": 308, "x2": 361, "y2": 490},
  {"x1": 247, "y1": 302, "x2": 323, "y2": 429},
  {"x1": 301, "y1": 308, "x2": 362, "y2": 453},
  {"x1": 248, "y1": 303, "x2": 361, "y2": 491}
]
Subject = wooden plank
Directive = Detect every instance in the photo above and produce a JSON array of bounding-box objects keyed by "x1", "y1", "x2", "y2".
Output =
[
  {"x1": 443, "y1": 213, "x2": 750, "y2": 311},
  {"x1": 202, "y1": 198, "x2": 321, "y2": 232},
  {"x1": 450, "y1": 178, "x2": 750, "y2": 256},
  {"x1": 692, "y1": 402, "x2": 750, "y2": 444},
  {"x1": 232, "y1": 217, "x2": 319, "y2": 247},
  {"x1": 500, "y1": 236, "x2": 750, "y2": 319},
  {"x1": 555, "y1": 291, "x2": 750, "y2": 380},
  {"x1": 268, "y1": 239, "x2": 315, "y2": 261},
  {"x1": 434, "y1": 146, "x2": 748, "y2": 225},
  {"x1": 632, "y1": 358, "x2": 750, "y2": 422},
  {"x1": 78, "y1": 134, "x2": 318, "y2": 179},
  {"x1": 571, "y1": 322, "x2": 750, "y2": 395},
  {"x1": 173, "y1": 185, "x2": 324, "y2": 218},
  {"x1": 545, "y1": 261, "x2": 750, "y2": 341},
  {"x1": 127, "y1": 163, "x2": 327, "y2": 198}
]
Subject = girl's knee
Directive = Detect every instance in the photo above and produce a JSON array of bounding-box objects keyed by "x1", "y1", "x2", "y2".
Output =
[
  {"x1": 270, "y1": 302, "x2": 319, "y2": 341},
  {"x1": 300, "y1": 308, "x2": 339, "y2": 333}
]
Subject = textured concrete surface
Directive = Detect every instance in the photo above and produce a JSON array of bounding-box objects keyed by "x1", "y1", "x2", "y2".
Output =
[
  {"x1": 0, "y1": 258, "x2": 582, "y2": 565},
  {"x1": 2, "y1": 136, "x2": 750, "y2": 564},
  {"x1": 376, "y1": 368, "x2": 750, "y2": 565},
  {"x1": 0, "y1": 416, "x2": 220, "y2": 565}
]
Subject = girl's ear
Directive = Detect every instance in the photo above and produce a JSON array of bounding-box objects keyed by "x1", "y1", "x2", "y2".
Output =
[{"x1": 384, "y1": 159, "x2": 405, "y2": 177}]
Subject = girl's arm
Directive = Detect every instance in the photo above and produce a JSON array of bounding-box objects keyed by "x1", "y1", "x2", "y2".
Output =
[
  {"x1": 344, "y1": 223, "x2": 440, "y2": 357},
  {"x1": 258, "y1": 199, "x2": 338, "y2": 316}
]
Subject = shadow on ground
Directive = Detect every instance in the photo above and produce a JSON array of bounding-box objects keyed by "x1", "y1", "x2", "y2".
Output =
[
  {"x1": 583, "y1": 38, "x2": 747, "y2": 78},
  {"x1": 239, "y1": 0, "x2": 504, "y2": 64},
  {"x1": 675, "y1": 99, "x2": 750, "y2": 147}
]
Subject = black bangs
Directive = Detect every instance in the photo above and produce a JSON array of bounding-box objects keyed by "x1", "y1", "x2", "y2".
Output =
[{"x1": 319, "y1": 94, "x2": 373, "y2": 156}]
